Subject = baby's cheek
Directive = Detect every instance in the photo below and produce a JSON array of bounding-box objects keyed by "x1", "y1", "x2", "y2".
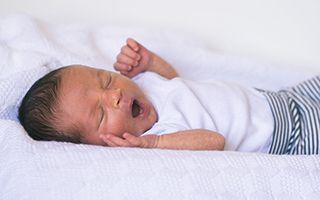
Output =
[{"x1": 106, "y1": 115, "x2": 131, "y2": 137}]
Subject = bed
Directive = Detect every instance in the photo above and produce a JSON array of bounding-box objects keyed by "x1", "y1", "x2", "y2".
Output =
[{"x1": 1, "y1": 14, "x2": 320, "y2": 199}]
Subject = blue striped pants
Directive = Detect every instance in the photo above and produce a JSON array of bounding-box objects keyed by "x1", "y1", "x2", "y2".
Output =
[{"x1": 260, "y1": 75, "x2": 320, "y2": 155}]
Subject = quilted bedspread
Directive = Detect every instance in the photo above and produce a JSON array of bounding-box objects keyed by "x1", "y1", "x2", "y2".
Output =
[{"x1": 0, "y1": 14, "x2": 319, "y2": 199}]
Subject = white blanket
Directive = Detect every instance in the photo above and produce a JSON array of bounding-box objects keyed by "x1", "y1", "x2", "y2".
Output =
[{"x1": 0, "y1": 14, "x2": 319, "y2": 199}]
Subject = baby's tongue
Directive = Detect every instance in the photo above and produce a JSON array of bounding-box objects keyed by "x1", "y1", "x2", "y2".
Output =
[{"x1": 132, "y1": 99, "x2": 140, "y2": 118}]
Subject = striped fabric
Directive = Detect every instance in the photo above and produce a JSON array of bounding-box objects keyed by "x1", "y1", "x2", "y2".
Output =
[{"x1": 260, "y1": 75, "x2": 320, "y2": 155}]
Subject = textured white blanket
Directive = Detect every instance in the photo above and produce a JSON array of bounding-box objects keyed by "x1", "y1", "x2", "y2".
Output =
[{"x1": 0, "y1": 14, "x2": 319, "y2": 199}]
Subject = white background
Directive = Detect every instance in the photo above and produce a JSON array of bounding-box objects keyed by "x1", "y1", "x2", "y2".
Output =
[{"x1": 1, "y1": 0, "x2": 319, "y2": 71}]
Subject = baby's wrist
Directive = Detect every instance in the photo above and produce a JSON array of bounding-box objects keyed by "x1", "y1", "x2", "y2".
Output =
[
  {"x1": 153, "y1": 135, "x2": 160, "y2": 148},
  {"x1": 146, "y1": 52, "x2": 157, "y2": 72},
  {"x1": 143, "y1": 134, "x2": 160, "y2": 148}
]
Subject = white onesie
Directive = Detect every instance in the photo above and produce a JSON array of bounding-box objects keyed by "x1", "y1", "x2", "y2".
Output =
[{"x1": 133, "y1": 72, "x2": 274, "y2": 153}]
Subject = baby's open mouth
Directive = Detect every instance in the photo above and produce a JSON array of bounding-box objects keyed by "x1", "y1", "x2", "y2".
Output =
[{"x1": 132, "y1": 99, "x2": 142, "y2": 118}]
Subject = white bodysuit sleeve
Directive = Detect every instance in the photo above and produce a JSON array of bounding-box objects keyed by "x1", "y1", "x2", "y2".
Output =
[{"x1": 142, "y1": 122, "x2": 187, "y2": 136}]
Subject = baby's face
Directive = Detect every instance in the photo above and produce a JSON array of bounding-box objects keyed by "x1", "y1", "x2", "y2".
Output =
[{"x1": 58, "y1": 65, "x2": 157, "y2": 145}]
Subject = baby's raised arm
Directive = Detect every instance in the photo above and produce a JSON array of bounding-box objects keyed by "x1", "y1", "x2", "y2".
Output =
[
  {"x1": 113, "y1": 38, "x2": 178, "y2": 79},
  {"x1": 100, "y1": 129, "x2": 225, "y2": 151}
]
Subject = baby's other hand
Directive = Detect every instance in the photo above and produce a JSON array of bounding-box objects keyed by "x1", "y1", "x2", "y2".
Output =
[
  {"x1": 113, "y1": 38, "x2": 154, "y2": 78},
  {"x1": 100, "y1": 133, "x2": 159, "y2": 148},
  {"x1": 122, "y1": 133, "x2": 159, "y2": 148}
]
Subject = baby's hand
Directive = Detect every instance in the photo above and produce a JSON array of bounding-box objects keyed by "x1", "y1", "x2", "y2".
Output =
[
  {"x1": 113, "y1": 38, "x2": 154, "y2": 78},
  {"x1": 100, "y1": 133, "x2": 159, "y2": 148}
]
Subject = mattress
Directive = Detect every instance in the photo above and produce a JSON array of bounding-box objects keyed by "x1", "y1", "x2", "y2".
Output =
[{"x1": 0, "y1": 14, "x2": 319, "y2": 200}]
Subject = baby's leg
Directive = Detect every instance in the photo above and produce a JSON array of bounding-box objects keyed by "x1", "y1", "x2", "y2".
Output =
[
  {"x1": 286, "y1": 75, "x2": 320, "y2": 103},
  {"x1": 282, "y1": 75, "x2": 320, "y2": 154}
]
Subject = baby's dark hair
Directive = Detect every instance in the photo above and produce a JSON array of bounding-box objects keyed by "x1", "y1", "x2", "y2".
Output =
[{"x1": 18, "y1": 66, "x2": 81, "y2": 144}]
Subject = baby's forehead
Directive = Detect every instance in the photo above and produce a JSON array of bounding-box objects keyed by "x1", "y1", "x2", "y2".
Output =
[
  {"x1": 59, "y1": 65, "x2": 114, "y2": 95},
  {"x1": 62, "y1": 65, "x2": 96, "y2": 75},
  {"x1": 62, "y1": 65, "x2": 112, "y2": 78}
]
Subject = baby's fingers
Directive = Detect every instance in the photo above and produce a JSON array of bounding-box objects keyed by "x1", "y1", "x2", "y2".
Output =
[
  {"x1": 123, "y1": 133, "x2": 142, "y2": 146},
  {"x1": 126, "y1": 38, "x2": 140, "y2": 52},
  {"x1": 116, "y1": 54, "x2": 138, "y2": 67},
  {"x1": 100, "y1": 135, "x2": 117, "y2": 147},
  {"x1": 100, "y1": 134, "x2": 133, "y2": 147},
  {"x1": 113, "y1": 62, "x2": 132, "y2": 72},
  {"x1": 121, "y1": 45, "x2": 141, "y2": 60}
]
